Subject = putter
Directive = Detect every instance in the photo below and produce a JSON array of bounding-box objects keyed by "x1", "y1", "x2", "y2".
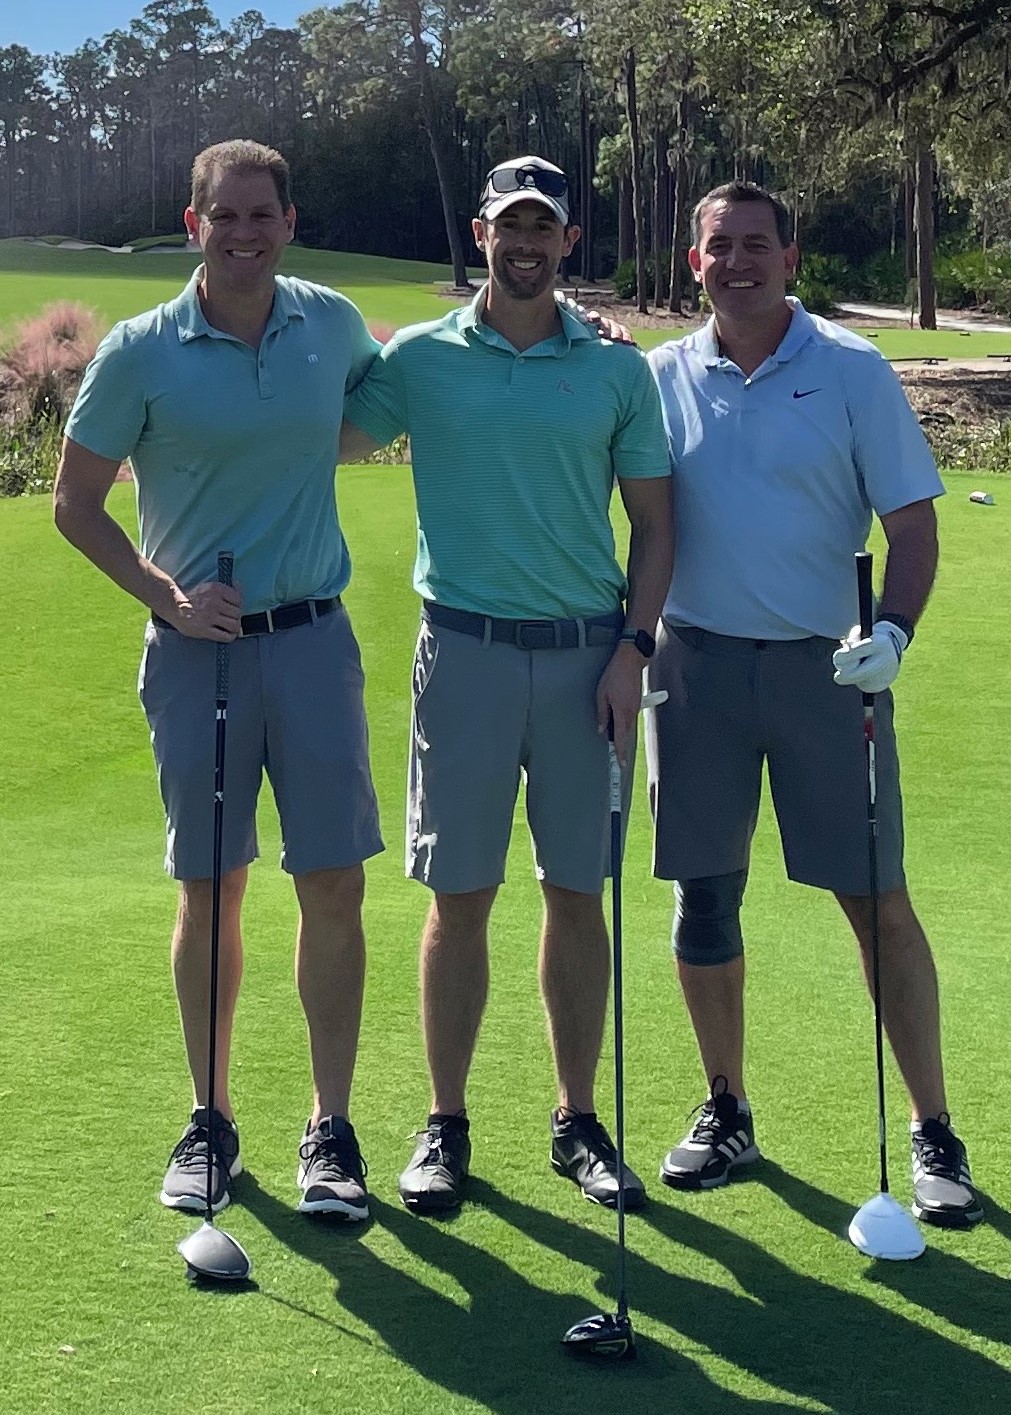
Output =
[
  {"x1": 847, "y1": 551, "x2": 925, "y2": 1262},
  {"x1": 178, "y1": 551, "x2": 253, "y2": 1283},
  {"x1": 563, "y1": 687, "x2": 667, "y2": 1359}
]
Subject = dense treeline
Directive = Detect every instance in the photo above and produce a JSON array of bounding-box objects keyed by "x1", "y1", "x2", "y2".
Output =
[{"x1": 2, "y1": 2, "x2": 1011, "y2": 320}]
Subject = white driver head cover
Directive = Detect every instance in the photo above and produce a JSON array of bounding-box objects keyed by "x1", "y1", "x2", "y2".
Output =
[{"x1": 849, "y1": 1193, "x2": 926, "y2": 1261}]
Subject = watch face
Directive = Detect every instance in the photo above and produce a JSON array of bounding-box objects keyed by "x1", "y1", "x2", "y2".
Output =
[{"x1": 634, "y1": 629, "x2": 656, "y2": 658}]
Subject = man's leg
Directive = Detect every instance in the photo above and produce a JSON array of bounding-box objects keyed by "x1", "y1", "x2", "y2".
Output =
[
  {"x1": 539, "y1": 883, "x2": 609, "y2": 1114},
  {"x1": 293, "y1": 864, "x2": 367, "y2": 1125},
  {"x1": 421, "y1": 887, "x2": 497, "y2": 1115},
  {"x1": 172, "y1": 866, "x2": 247, "y2": 1121},
  {"x1": 834, "y1": 886, "x2": 946, "y2": 1121},
  {"x1": 397, "y1": 887, "x2": 495, "y2": 1213},
  {"x1": 677, "y1": 955, "x2": 746, "y2": 1102}
]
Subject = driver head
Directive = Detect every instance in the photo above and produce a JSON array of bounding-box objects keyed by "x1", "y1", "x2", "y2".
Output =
[{"x1": 562, "y1": 1311, "x2": 636, "y2": 1359}]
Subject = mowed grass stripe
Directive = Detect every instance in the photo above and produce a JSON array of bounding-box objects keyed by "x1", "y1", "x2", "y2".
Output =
[{"x1": 2, "y1": 469, "x2": 1010, "y2": 1411}]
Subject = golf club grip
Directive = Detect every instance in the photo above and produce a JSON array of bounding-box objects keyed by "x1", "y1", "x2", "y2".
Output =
[
  {"x1": 855, "y1": 551, "x2": 874, "y2": 639},
  {"x1": 216, "y1": 551, "x2": 234, "y2": 700}
]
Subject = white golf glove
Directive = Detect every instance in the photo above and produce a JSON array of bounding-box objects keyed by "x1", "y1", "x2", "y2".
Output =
[{"x1": 832, "y1": 620, "x2": 909, "y2": 694}]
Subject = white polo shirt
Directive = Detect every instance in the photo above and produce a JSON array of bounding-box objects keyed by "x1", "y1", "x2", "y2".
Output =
[{"x1": 647, "y1": 298, "x2": 944, "y2": 639}]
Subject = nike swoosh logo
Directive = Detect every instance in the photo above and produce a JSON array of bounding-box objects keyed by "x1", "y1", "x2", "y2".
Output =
[{"x1": 793, "y1": 388, "x2": 821, "y2": 399}]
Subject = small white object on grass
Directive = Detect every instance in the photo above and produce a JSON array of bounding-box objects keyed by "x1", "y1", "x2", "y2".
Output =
[{"x1": 848, "y1": 1193, "x2": 926, "y2": 1261}]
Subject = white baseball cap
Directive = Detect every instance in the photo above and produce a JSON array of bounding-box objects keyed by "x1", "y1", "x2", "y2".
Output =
[{"x1": 479, "y1": 156, "x2": 570, "y2": 225}]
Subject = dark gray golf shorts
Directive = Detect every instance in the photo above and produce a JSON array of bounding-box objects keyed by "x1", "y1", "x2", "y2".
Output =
[
  {"x1": 406, "y1": 621, "x2": 632, "y2": 895},
  {"x1": 138, "y1": 605, "x2": 384, "y2": 881},
  {"x1": 644, "y1": 622, "x2": 905, "y2": 894}
]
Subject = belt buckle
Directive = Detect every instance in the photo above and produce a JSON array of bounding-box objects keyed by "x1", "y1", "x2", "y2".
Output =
[
  {"x1": 264, "y1": 607, "x2": 275, "y2": 634},
  {"x1": 515, "y1": 620, "x2": 555, "y2": 649}
]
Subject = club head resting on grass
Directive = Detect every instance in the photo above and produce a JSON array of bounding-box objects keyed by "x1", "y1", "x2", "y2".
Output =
[
  {"x1": 848, "y1": 1193, "x2": 926, "y2": 1261},
  {"x1": 562, "y1": 1311, "x2": 636, "y2": 1360},
  {"x1": 178, "y1": 1221, "x2": 253, "y2": 1283}
]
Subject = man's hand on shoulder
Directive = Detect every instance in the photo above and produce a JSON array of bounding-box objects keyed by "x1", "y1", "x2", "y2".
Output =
[
  {"x1": 165, "y1": 580, "x2": 243, "y2": 641},
  {"x1": 557, "y1": 292, "x2": 635, "y2": 345}
]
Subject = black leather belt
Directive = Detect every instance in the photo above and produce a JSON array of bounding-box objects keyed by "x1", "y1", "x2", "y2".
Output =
[
  {"x1": 153, "y1": 596, "x2": 341, "y2": 637},
  {"x1": 422, "y1": 600, "x2": 623, "y2": 649}
]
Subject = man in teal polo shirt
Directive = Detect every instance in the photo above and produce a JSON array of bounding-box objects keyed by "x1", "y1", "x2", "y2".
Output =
[
  {"x1": 55, "y1": 140, "x2": 383, "y2": 1222},
  {"x1": 340, "y1": 156, "x2": 673, "y2": 1215}
]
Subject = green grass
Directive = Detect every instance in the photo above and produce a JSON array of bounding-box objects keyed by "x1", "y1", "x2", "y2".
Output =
[
  {"x1": 4, "y1": 242, "x2": 1011, "y2": 360},
  {"x1": 0, "y1": 240, "x2": 481, "y2": 331},
  {"x1": 2, "y1": 474, "x2": 1010, "y2": 1413}
]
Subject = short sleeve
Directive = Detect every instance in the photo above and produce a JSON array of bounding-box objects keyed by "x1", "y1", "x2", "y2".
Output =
[
  {"x1": 848, "y1": 356, "x2": 944, "y2": 514},
  {"x1": 64, "y1": 327, "x2": 148, "y2": 462},
  {"x1": 612, "y1": 352, "x2": 672, "y2": 481},
  {"x1": 342, "y1": 299, "x2": 383, "y2": 388},
  {"x1": 343, "y1": 336, "x2": 410, "y2": 446}
]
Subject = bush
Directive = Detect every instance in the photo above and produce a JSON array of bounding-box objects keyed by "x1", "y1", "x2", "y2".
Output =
[
  {"x1": 0, "y1": 417, "x2": 63, "y2": 497},
  {"x1": 856, "y1": 250, "x2": 908, "y2": 304},
  {"x1": 794, "y1": 252, "x2": 850, "y2": 314}
]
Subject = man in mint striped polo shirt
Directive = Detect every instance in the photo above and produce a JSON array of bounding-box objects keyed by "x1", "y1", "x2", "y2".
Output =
[{"x1": 341, "y1": 156, "x2": 673, "y2": 1217}]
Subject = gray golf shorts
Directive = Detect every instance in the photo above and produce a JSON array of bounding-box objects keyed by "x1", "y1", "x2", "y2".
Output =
[
  {"x1": 138, "y1": 605, "x2": 384, "y2": 881},
  {"x1": 644, "y1": 622, "x2": 905, "y2": 895},
  {"x1": 406, "y1": 620, "x2": 632, "y2": 895}
]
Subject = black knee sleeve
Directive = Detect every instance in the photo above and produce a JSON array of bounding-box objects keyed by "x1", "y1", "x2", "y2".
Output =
[{"x1": 672, "y1": 870, "x2": 748, "y2": 966}]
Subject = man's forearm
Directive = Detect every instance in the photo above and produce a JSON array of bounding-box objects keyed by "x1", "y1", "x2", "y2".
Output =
[
  {"x1": 624, "y1": 508, "x2": 674, "y2": 630},
  {"x1": 879, "y1": 501, "x2": 939, "y2": 625},
  {"x1": 55, "y1": 499, "x2": 179, "y2": 618}
]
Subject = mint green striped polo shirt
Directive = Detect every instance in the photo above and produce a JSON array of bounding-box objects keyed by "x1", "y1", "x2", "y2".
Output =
[
  {"x1": 344, "y1": 288, "x2": 671, "y2": 619},
  {"x1": 66, "y1": 270, "x2": 380, "y2": 614}
]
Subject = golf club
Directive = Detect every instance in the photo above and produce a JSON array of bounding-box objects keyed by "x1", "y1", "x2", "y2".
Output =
[
  {"x1": 847, "y1": 551, "x2": 925, "y2": 1262},
  {"x1": 177, "y1": 550, "x2": 253, "y2": 1283},
  {"x1": 563, "y1": 686, "x2": 668, "y2": 1359}
]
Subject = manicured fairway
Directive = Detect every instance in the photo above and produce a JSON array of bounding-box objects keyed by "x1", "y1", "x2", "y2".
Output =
[
  {"x1": 1, "y1": 472, "x2": 1009, "y2": 1415},
  {"x1": 4, "y1": 241, "x2": 1011, "y2": 363}
]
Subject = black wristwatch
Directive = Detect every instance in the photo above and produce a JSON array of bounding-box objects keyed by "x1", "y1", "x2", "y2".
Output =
[
  {"x1": 618, "y1": 627, "x2": 656, "y2": 659},
  {"x1": 875, "y1": 612, "x2": 915, "y2": 647}
]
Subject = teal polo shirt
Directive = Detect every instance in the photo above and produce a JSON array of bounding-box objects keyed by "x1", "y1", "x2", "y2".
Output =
[
  {"x1": 648, "y1": 298, "x2": 945, "y2": 639},
  {"x1": 344, "y1": 287, "x2": 670, "y2": 619},
  {"x1": 66, "y1": 270, "x2": 380, "y2": 613}
]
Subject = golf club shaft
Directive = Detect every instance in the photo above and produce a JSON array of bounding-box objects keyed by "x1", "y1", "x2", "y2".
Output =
[
  {"x1": 607, "y1": 723, "x2": 627, "y2": 1321},
  {"x1": 205, "y1": 550, "x2": 233, "y2": 1222},
  {"x1": 856, "y1": 551, "x2": 888, "y2": 1196}
]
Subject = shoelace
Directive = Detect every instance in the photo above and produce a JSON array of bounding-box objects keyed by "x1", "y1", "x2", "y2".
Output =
[
  {"x1": 169, "y1": 1122, "x2": 234, "y2": 1173},
  {"x1": 914, "y1": 1118, "x2": 965, "y2": 1179},
  {"x1": 299, "y1": 1132, "x2": 368, "y2": 1182},
  {"x1": 412, "y1": 1123, "x2": 465, "y2": 1169},
  {"x1": 557, "y1": 1113, "x2": 618, "y2": 1168}
]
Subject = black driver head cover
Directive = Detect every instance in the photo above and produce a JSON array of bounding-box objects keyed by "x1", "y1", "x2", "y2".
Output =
[{"x1": 562, "y1": 1312, "x2": 636, "y2": 1360}]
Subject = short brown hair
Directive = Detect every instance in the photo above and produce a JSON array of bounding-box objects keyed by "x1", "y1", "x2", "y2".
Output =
[
  {"x1": 190, "y1": 140, "x2": 291, "y2": 215},
  {"x1": 692, "y1": 181, "x2": 792, "y2": 248}
]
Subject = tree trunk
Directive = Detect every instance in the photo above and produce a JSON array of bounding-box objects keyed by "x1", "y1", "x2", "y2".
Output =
[
  {"x1": 405, "y1": 2, "x2": 470, "y2": 288},
  {"x1": 618, "y1": 170, "x2": 633, "y2": 264},
  {"x1": 624, "y1": 49, "x2": 647, "y2": 314},
  {"x1": 652, "y1": 123, "x2": 667, "y2": 306},
  {"x1": 914, "y1": 144, "x2": 936, "y2": 331},
  {"x1": 903, "y1": 163, "x2": 915, "y2": 282},
  {"x1": 668, "y1": 149, "x2": 687, "y2": 313}
]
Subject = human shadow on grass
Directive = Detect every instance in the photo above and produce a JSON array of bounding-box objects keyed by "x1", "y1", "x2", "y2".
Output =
[
  {"x1": 480, "y1": 1180, "x2": 1011, "y2": 1415},
  {"x1": 759, "y1": 1161, "x2": 1011, "y2": 1344},
  {"x1": 240, "y1": 1173, "x2": 801, "y2": 1415}
]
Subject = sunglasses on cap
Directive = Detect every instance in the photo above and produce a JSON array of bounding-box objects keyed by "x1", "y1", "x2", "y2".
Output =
[{"x1": 484, "y1": 164, "x2": 569, "y2": 200}]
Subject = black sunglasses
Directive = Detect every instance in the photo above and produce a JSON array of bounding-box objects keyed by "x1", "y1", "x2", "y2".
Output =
[{"x1": 484, "y1": 164, "x2": 569, "y2": 200}]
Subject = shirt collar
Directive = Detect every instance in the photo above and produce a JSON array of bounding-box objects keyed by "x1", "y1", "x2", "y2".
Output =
[
  {"x1": 697, "y1": 296, "x2": 816, "y2": 369},
  {"x1": 174, "y1": 267, "x2": 303, "y2": 342},
  {"x1": 459, "y1": 282, "x2": 592, "y2": 353}
]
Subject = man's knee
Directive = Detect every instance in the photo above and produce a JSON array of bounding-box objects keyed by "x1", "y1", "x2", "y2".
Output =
[
  {"x1": 295, "y1": 864, "x2": 366, "y2": 919},
  {"x1": 673, "y1": 871, "x2": 747, "y2": 966}
]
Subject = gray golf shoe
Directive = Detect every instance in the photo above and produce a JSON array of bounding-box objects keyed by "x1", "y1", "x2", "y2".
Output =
[
  {"x1": 660, "y1": 1077, "x2": 760, "y2": 1190},
  {"x1": 160, "y1": 1107, "x2": 242, "y2": 1213},
  {"x1": 551, "y1": 1109, "x2": 646, "y2": 1210},
  {"x1": 399, "y1": 1114, "x2": 472, "y2": 1213},
  {"x1": 297, "y1": 1115, "x2": 369, "y2": 1220},
  {"x1": 911, "y1": 1114, "x2": 983, "y2": 1228}
]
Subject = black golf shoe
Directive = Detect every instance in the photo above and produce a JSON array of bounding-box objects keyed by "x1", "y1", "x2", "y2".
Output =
[
  {"x1": 398, "y1": 1114, "x2": 471, "y2": 1213},
  {"x1": 297, "y1": 1115, "x2": 369, "y2": 1220},
  {"x1": 659, "y1": 1077, "x2": 759, "y2": 1190},
  {"x1": 160, "y1": 1107, "x2": 242, "y2": 1213},
  {"x1": 911, "y1": 1114, "x2": 983, "y2": 1228},
  {"x1": 550, "y1": 1109, "x2": 646, "y2": 1210}
]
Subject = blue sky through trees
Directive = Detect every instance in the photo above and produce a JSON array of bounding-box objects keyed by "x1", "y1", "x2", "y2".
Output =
[{"x1": 8, "y1": 1, "x2": 310, "y2": 55}]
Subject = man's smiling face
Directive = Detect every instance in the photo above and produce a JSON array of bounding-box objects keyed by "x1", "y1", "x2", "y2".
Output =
[
  {"x1": 185, "y1": 166, "x2": 295, "y2": 296},
  {"x1": 474, "y1": 200, "x2": 577, "y2": 302},
  {"x1": 689, "y1": 199, "x2": 797, "y2": 322}
]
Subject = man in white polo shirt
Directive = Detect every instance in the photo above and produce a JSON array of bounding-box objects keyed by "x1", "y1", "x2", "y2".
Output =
[{"x1": 645, "y1": 180, "x2": 981, "y2": 1228}]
